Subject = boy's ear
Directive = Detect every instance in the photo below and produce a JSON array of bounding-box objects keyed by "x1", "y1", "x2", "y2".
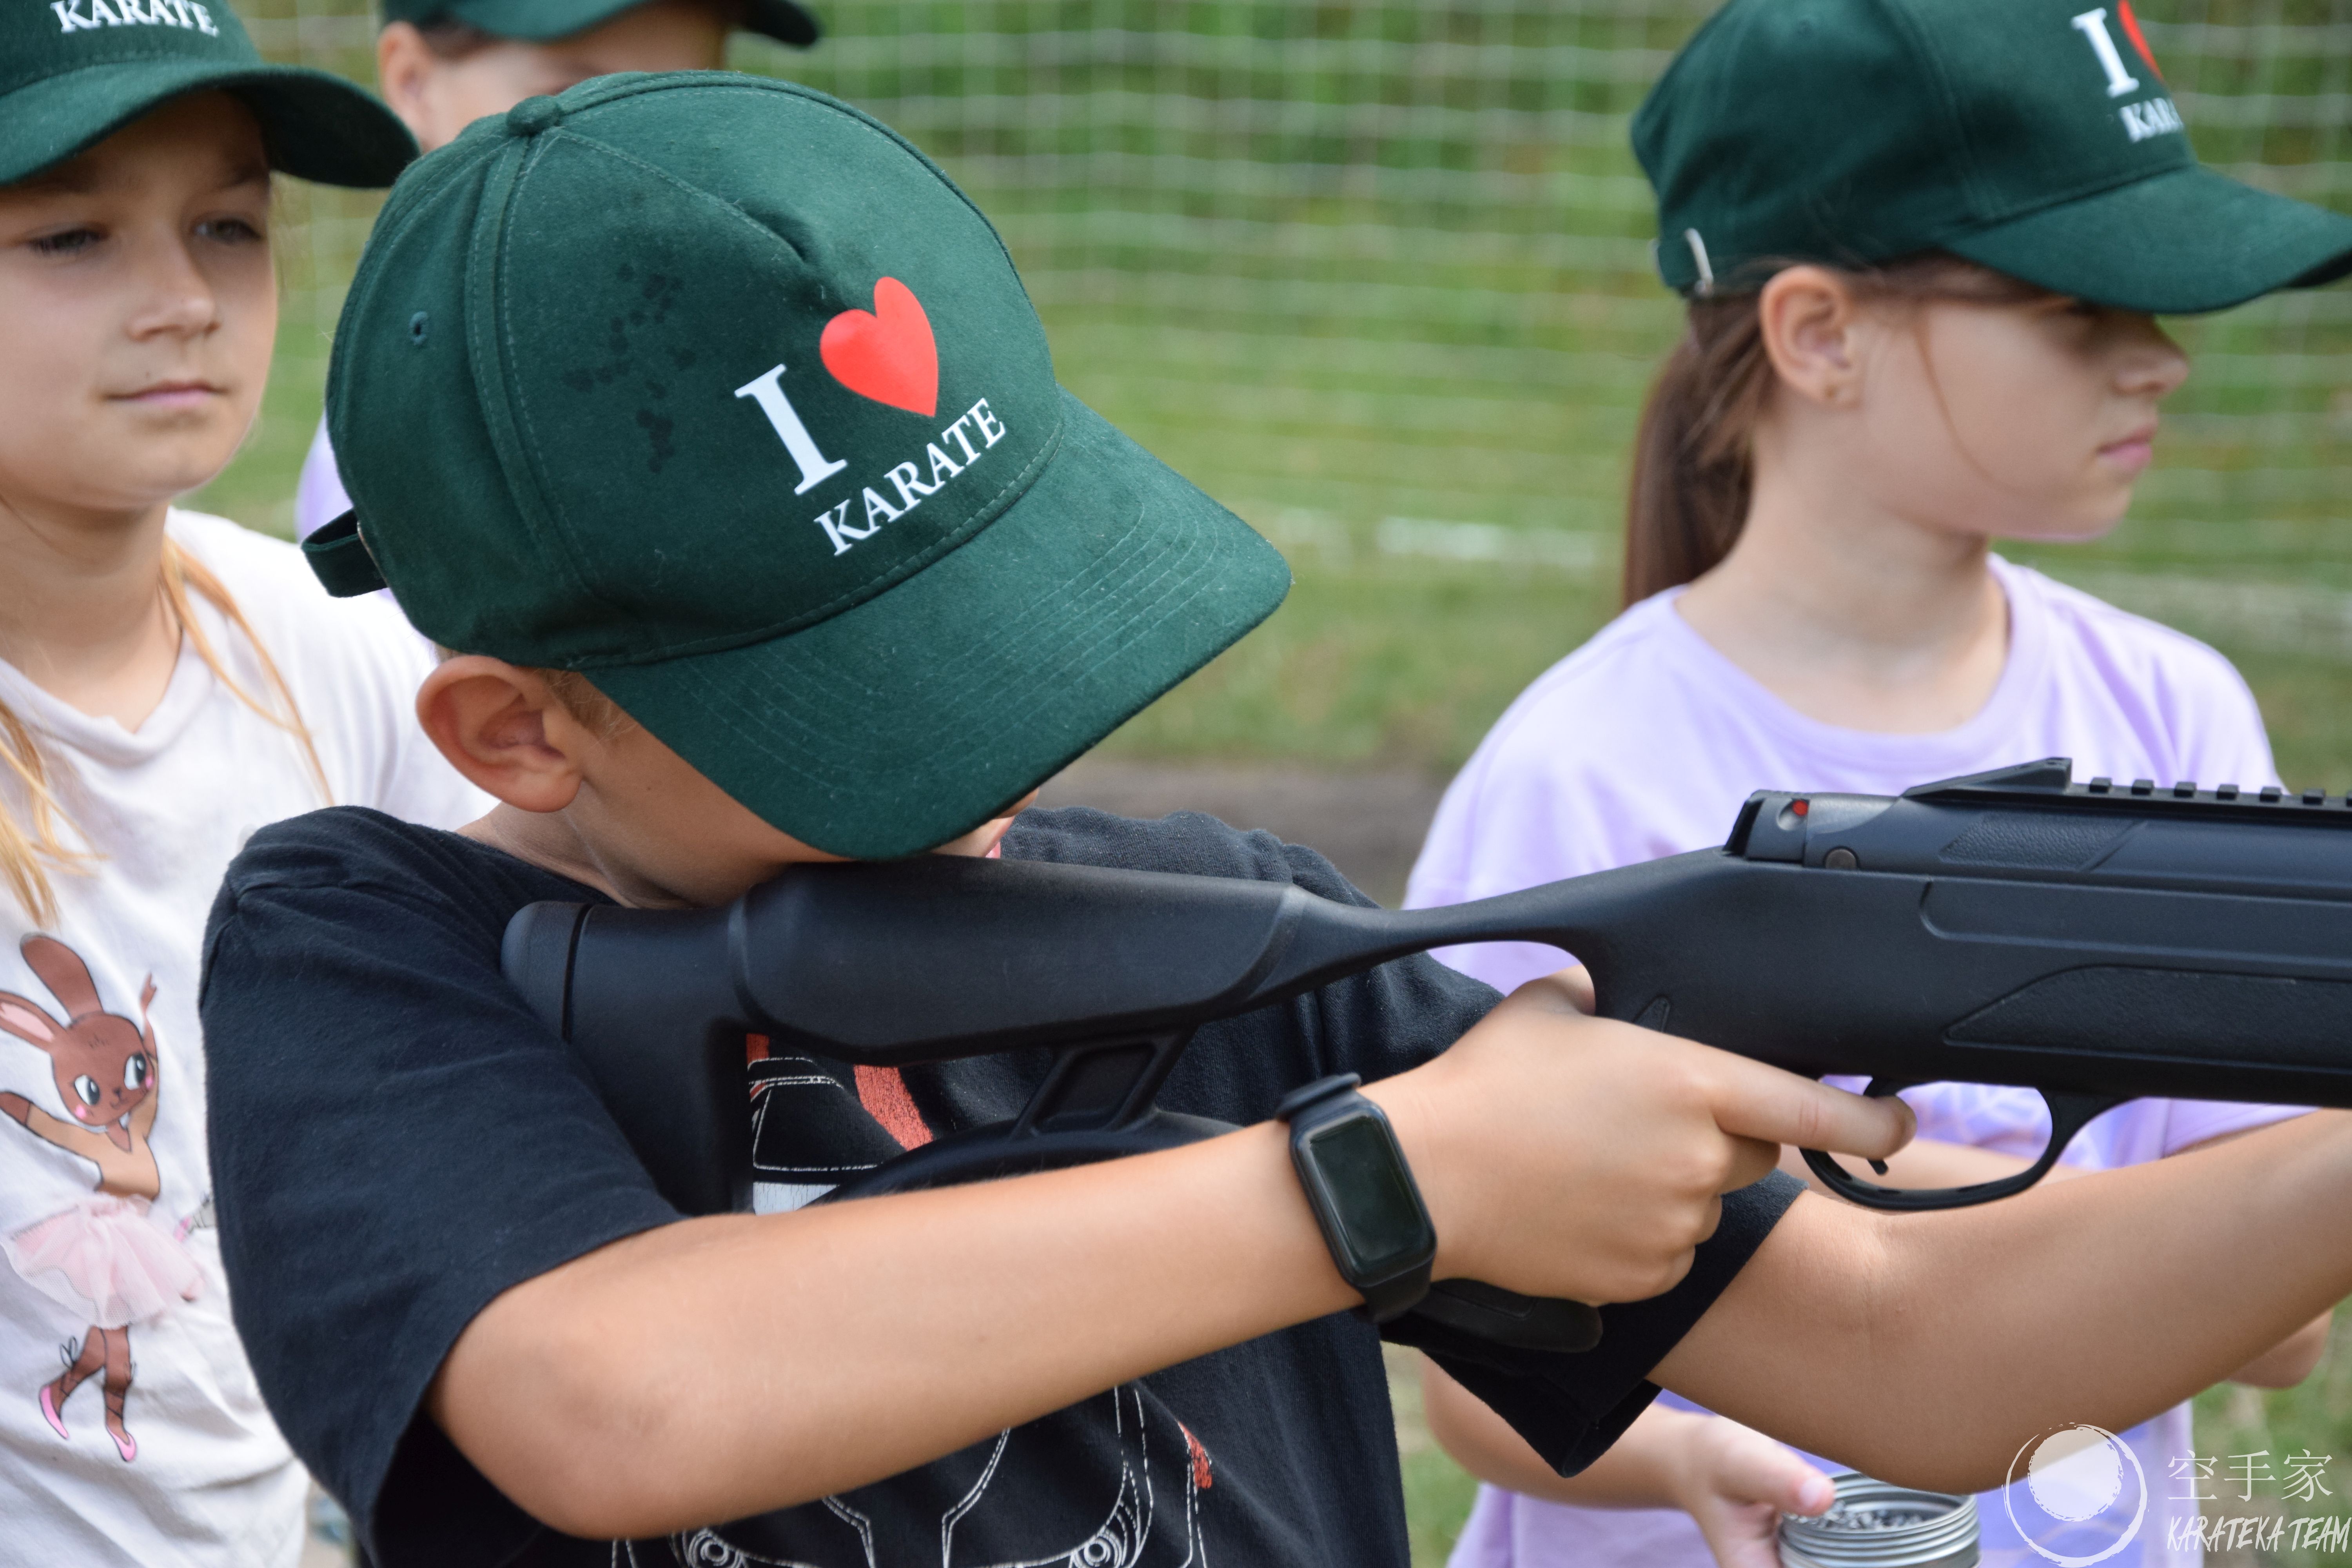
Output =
[
  {"x1": 417, "y1": 657, "x2": 592, "y2": 815},
  {"x1": 1757, "y1": 264, "x2": 1864, "y2": 410}
]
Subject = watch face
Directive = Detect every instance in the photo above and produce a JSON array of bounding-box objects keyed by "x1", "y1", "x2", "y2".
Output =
[{"x1": 1305, "y1": 1113, "x2": 1434, "y2": 1277}]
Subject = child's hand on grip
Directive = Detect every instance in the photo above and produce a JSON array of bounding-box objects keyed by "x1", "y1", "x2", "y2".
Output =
[{"x1": 1363, "y1": 971, "x2": 1914, "y2": 1305}]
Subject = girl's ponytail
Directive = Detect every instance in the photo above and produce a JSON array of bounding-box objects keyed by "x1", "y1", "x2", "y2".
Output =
[{"x1": 1621, "y1": 294, "x2": 1775, "y2": 608}]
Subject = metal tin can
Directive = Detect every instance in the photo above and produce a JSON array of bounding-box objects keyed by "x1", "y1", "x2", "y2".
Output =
[{"x1": 1780, "y1": 1472, "x2": 1981, "y2": 1568}]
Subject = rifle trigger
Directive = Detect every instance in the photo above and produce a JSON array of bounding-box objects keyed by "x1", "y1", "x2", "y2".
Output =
[{"x1": 1858, "y1": 1078, "x2": 1920, "y2": 1175}]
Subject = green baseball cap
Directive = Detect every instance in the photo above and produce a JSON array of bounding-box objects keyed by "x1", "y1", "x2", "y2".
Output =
[
  {"x1": 309, "y1": 73, "x2": 1289, "y2": 859},
  {"x1": 379, "y1": 0, "x2": 817, "y2": 50},
  {"x1": 1634, "y1": 0, "x2": 2352, "y2": 313},
  {"x1": 2, "y1": 0, "x2": 414, "y2": 188}
]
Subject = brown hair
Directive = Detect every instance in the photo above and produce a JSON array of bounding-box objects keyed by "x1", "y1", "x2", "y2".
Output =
[
  {"x1": 1620, "y1": 253, "x2": 2050, "y2": 607},
  {"x1": 415, "y1": 16, "x2": 496, "y2": 58},
  {"x1": 534, "y1": 667, "x2": 633, "y2": 740},
  {"x1": 0, "y1": 539, "x2": 329, "y2": 924}
]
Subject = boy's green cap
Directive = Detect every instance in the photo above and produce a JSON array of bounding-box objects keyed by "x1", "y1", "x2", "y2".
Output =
[
  {"x1": 379, "y1": 0, "x2": 817, "y2": 49},
  {"x1": 315, "y1": 73, "x2": 1290, "y2": 859},
  {"x1": 2, "y1": 0, "x2": 414, "y2": 187},
  {"x1": 1635, "y1": 0, "x2": 2352, "y2": 313}
]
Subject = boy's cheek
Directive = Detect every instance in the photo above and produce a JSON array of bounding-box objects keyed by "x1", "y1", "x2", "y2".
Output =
[{"x1": 931, "y1": 797, "x2": 1038, "y2": 859}]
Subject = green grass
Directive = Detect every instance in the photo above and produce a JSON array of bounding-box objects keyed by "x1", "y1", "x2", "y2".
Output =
[
  {"x1": 1388, "y1": 1345, "x2": 1483, "y2": 1566},
  {"x1": 2213, "y1": 653, "x2": 2352, "y2": 793},
  {"x1": 1097, "y1": 531, "x2": 1616, "y2": 771}
]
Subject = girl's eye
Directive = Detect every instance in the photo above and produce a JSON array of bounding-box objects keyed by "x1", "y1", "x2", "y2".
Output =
[
  {"x1": 73, "y1": 1075, "x2": 100, "y2": 1107},
  {"x1": 27, "y1": 226, "x2": 101, "y2": 258},
  {"x1": 196, "y1": 215, "x2": 264, "y2": 246},
  {"x1": 125, "y1": 1054, "x2": 150, "y2": 1091}
]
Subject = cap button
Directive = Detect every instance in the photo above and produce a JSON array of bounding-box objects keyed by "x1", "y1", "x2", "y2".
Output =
[{"x1": 507, "y1": 96, "x2": 564, "y2": 136}]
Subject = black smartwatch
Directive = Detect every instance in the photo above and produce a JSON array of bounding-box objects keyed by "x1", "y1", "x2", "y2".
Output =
[{"x1": 1276, "y1": 1074, "x2": 1437, "y2": 1323}]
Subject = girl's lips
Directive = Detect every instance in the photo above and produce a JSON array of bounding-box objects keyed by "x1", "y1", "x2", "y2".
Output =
[
  {"x1": 118, "y1": 382, "x2": 223, "y2": 410},
  {"x1": 2099, "y1": 432, "x2": 2156, "y2": 473}
]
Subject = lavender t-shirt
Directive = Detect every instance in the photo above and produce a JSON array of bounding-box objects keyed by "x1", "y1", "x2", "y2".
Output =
[{"x1": 1410, "y1": 559, "x2": 2300, "y2": 1568}]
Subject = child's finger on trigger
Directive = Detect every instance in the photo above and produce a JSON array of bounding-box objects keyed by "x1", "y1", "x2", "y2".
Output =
[{"x1": 1708, "y1": 1059, "x2": 1916, "y2": 1164}]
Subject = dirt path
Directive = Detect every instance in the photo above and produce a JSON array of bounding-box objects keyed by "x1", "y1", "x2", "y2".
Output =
[{"x1": 1036, "y1": 758, "x2": 1448, "y2": 907}]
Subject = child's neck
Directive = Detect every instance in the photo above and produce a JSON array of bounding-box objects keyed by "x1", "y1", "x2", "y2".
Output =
[
  {"x1": 0, "y1": 497, "x2": 181, "y2": 731},
  {"x1": 1674, "y1": 462, "x2": 2010, "y2": 736}
]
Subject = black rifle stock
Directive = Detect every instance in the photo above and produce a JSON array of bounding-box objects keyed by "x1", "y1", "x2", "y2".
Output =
[{"x1": 501, "y1": 758, "x2": 2352, "y2": 1353}]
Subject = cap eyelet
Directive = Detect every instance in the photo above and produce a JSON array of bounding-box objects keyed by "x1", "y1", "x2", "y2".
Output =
[{"x1": 407, "y1": 311, "x2": 430, "y2": 347}]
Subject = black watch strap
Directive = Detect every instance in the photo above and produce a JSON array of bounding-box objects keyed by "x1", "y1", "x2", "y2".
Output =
[{"x1": 1276, "y1": 1074, "x2": 1437, "y2": 1323}]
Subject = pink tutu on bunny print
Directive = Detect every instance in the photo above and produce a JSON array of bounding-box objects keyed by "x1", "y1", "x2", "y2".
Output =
[{"x1": 3, "y1": 1194, "x2": 203, "y2": 1328}]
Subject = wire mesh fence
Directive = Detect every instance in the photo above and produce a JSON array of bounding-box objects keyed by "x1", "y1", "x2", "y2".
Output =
[{"x1": 215, "y1": 0, "x2": 2352, "y2": 593}]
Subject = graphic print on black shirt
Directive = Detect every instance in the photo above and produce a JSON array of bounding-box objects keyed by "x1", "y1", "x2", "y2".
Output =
[
  {"x1": 655, "y1": 1385, "x2": 1207, "y2": 1568},
  {"x1": 657, "y1": 1049, "x2": 1216, "y2": 1568},
  {"x1": 201, "y1": 803, "x2": 1801, "y2": 1568}
]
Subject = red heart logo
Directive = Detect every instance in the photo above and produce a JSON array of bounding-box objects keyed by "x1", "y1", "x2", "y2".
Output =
[{"x1": 820, "y1": 278, "x2": 938, "y2": 417}]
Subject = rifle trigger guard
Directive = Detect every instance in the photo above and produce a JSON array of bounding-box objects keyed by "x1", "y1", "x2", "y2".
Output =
[{"x1": 1800, "y1": 1086, "x2": 2122, "y2": 1212}]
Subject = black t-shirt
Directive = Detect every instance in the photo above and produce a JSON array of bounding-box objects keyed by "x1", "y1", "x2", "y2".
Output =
[{"x1": 200, "y1": 804, "x2": 1799, "y2": 1568}]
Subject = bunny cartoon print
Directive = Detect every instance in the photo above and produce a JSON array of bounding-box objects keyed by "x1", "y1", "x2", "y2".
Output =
[{"x1": 0, "y1": 935, "x2": 201, "y2": 1463}]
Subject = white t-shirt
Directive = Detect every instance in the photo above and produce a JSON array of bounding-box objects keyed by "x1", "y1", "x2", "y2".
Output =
[
  {"x1": 294, "y1": 417, "x2": 347, "y2": 542},
  {"x1": 1412, "y1": 558, "x2": 2299, "y2": 1568},
  {"x1": 0, "y1": 511, "x2": 489, "y2": 1566}
]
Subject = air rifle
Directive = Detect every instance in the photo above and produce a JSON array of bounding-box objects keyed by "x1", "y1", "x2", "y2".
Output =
[{"x1": 501, "y1": 758, "x2": 2352, "y2": 1354}]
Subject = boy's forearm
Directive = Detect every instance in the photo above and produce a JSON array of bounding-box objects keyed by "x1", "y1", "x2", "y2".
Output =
[
  {"x1": 430, "y1": 1121, "x2": 1356, "y2": 1538},
  {"x1": 1658, "y1": 1110, "x2": 2352, "y2": 1492}
]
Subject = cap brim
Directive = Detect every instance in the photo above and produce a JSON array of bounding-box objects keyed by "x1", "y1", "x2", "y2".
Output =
[
  {"x1": 740, "y1": 0, "x2": 820, "y2": 48},
  {"x1": 1947, "y1": 164, "x2": 2352, "y2": 315},
  {"x1": 589, "y1": 391, "x2": 1292, "y2": 859},
  {"x1": 444, "y1": 0, "x2": 818, "y2": 46},
  {"x1": 0, "y1": 62, "x2": 415, "y2": 188}
]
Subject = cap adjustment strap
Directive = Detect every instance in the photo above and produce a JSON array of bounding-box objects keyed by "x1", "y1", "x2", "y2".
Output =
[
  {"x1": 1684, "y1": 228, "x2": 1715, "y2": 297},
  {"x1": 302, "y1": 511, "x2": 390, "y2": 597}
]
